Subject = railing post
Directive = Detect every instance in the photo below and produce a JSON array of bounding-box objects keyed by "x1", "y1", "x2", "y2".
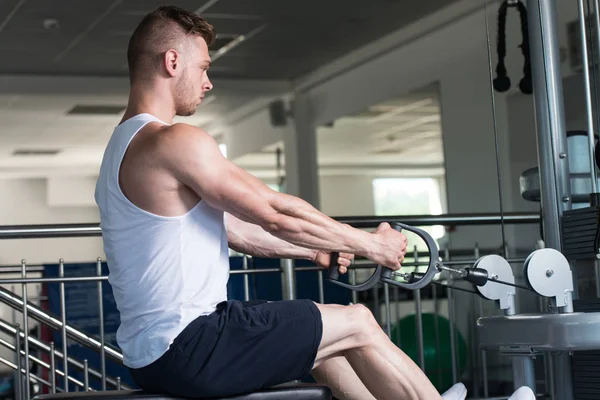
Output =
[{"x1": 280, "y1": 259, "x2": 296, "y2": 300}]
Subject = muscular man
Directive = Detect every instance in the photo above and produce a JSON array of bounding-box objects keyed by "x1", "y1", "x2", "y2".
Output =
[{"x1": 94, "y1": 6, "x2": 534, "y2": 400}]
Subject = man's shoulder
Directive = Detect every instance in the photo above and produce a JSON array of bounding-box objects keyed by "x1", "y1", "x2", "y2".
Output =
[
  {"x1": 155, "y1": 122, "x2": 212, "y2": 145},
  {"x1": 152, "y1": 123, "x2": 218, "y2": 164}
]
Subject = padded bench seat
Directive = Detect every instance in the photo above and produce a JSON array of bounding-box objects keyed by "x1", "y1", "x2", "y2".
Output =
[{"x1": 33, "y1": 384, "x2": 332, "y2": 400}]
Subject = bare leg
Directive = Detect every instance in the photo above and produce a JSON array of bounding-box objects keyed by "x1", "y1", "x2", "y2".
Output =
[
  {"x1": 312, "y1": 356, "x2": 376, "y2": 400},
  {"x1": 313, "y1": 302, "x2": 441, "y2": 400}
]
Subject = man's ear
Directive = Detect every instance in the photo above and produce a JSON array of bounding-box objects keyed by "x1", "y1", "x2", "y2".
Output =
[{"x1": 164, "y1": 49, "x2": 179, "y2": 77}]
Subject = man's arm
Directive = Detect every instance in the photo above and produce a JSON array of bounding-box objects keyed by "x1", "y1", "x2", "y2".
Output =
[
  {"x1": 225, "y1": 212, "x2": 317, "y2": 260},
  {"x1": 226, "y1": 213, "x2": 355, "y2": 271},
  {"x1": 157, "y1": 124, "x2": 405, "y2": 269}
]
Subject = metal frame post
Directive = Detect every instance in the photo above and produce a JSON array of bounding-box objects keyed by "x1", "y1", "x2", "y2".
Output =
[
  {"x1": 280, "y1": 259, "x2": 296, "y2": 300},
  {"x1": 526, "y1": 0, "x2": 573, "y2": 398}
]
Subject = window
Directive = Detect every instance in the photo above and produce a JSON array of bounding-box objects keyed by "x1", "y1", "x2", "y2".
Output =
[
  {"x1": 219, "y1": 143, "x2": 227, "y2": 158},
  {"x1": 372, "y1": 178, "x2": 446, "y2": 257}
]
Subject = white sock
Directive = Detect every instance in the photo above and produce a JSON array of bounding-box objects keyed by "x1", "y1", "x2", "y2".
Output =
[
  {"x1": 441, "y1": 382, "x2": 467, "y2": 400},
  {"x1": 507, "y1": 386, "x2": 536, "y2": 400}
]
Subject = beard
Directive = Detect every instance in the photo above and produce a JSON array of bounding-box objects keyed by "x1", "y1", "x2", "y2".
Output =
[{"x1": 174, "y1": 74, "x2": 198, "y2": 117}]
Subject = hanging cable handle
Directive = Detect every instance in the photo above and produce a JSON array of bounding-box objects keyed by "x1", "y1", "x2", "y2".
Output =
[{"x1": 327, "y1": 222, "x2": 440, "y2": 291}]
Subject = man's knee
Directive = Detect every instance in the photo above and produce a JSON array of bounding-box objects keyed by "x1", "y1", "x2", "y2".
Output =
[{"x1": 346, "y1": 303, "x2": 381, "y2": 346}]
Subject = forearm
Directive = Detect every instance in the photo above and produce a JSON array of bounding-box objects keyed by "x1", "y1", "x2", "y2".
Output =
[
  {"x1": 226, "y1": 213, "x2": 318, "y2": 260},
  {"x1": 263, "y1": 193, "x2": 377, "y2": 259}
]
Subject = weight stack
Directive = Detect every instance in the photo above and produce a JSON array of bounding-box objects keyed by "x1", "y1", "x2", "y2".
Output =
[
  {"x1": 561, "y1": 205, "x2": 600, "y2": 261},
  {"x1": 572, "y1": 299, "x2": 600, "y2": 399}
]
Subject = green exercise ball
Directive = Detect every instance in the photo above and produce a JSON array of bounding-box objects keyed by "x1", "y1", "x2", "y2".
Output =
[{"x1": 391, "y1": 313, "x2": 467, "y2": 393}]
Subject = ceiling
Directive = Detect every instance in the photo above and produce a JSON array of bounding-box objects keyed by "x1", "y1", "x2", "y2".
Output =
[
  {"x1": 0, "y1": 0, "x2": 455, "y2": 179},
  {"x1": 234, "y1": 85, "x2": 444, "y2": 179},
  {"x1": 0, "y1": 0, "x2": 461, "y2": 80}
]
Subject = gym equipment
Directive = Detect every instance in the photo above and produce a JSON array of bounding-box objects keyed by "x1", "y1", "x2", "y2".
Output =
[
  {"x1": 523, "y1": 248, "x2": 574, "y2": 310},
  {"x1": 520, "y1": 131, "x2": 600, "y2": 208},
  {"x1": 473, "y1": 255, "x2": 516, "y2": 314},
  {"x1": 477, "y1": 246, "x2": 577, "y2": 395},
  {"x1": 327, "y1": 222, "x2": 440, "y2": 291},
  {"x1": 32, "y1": 384, "x2": 332, "y2": 400},
  {"x1": 492, "y1": 0, "x2": 532, "y2": 94},
  {"x1": 327, "y1": 222, "x2": 528, "y2": 295}
]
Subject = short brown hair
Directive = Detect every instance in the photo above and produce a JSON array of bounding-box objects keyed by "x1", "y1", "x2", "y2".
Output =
[{"x1": 127, "y1": 5, "x2": 216, "y2": 82}]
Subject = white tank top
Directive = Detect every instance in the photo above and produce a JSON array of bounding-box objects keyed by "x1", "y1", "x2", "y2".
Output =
[{"x1": 94, "y1": 113, "x2": 230, "y2": 369}]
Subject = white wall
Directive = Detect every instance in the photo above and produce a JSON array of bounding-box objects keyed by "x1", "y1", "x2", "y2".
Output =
[
  {"x1": 0, "y1": 178, "x2": 104, "y2": 266},
  {"x1": 319, "y1": 175, "x2": 375, "y2": 217}
]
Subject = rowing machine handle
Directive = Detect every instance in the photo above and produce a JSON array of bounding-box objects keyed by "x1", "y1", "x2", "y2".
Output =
[
  {"x1": 327, "y1": 222, "x2": 403, "y2": 291},
  {"x1": 327, "y1": 222, "x2": 440, "y2": 291},
  {"x1": 379, "y1": 222, "x2": 440, "y2": 290}
]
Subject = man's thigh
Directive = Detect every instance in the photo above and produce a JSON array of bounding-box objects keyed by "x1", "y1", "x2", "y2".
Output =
[{"x1": 194, "y1": 299, "x2": 323, "y2": 395}]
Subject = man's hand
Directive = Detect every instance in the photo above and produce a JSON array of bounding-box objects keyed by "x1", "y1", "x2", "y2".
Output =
[
  {"x1": 369, "y1": 222, "x2": 408, "y2": 270},
  {"x1": 314, "y1": 251, "x2": 355, "y2": 274}
]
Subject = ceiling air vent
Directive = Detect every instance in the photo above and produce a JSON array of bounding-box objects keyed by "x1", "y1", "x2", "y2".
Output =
[
  {"x1": 12, "y1": 149, "x2": 61, "y2": 156},
  {"x1": 67, "y1": 105, "x2": 126, "y2": 115}
]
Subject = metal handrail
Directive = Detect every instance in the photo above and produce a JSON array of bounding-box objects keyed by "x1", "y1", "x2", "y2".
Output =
[
  {"x1": 0, "y1": 319, "x2": 126, "y2": 390},
  {"x1": 0, "y1": 286, "x2": 124, "y2": 363},
  {"x1": 0, "y1": 212, "x2": 540, "y2": 239},
  {"x1": 333, "y1": 212, "x2": 539, "y2": 228}
]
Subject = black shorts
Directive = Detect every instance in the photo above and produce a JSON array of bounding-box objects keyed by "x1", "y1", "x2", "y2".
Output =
[{"x1": 129, "y1": 299, "x2": 323, "y2": 399}]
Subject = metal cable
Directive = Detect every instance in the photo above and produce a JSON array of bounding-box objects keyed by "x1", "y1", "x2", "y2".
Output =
[
  {"x1": 483, "y1": 0, "x2": 508, "y2": 258},
  {"x1": 489, "y1": 277, "x2": 535, "y2": 292}
]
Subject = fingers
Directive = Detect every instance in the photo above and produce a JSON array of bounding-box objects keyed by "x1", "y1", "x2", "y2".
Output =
[
  {"x1": 392, "y1": 254, "x2": 404, "y2": 271},
  {"x1": 338, "y1": 252, "x2": 355, "y2": 262},
  {"x1": 336, "y1": 252, "x2": 354, "y2": 274}
]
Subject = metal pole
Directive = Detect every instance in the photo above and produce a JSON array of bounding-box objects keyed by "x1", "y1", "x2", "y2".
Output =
[
  {"x1": 317, "y1": 271, "x2": 325, "y2": 304},
  {"x1": 0, "y1": 213, "x2": 541, "y2": 239},
  {"x1": 50, "y1": 342, "x2": 56, "y2": 394},
  {"x1": 96, "y1": 258, "x2": 106, "y2": 390},
  {"x1": 280, "y1": 259, "x2": 296, "y2": 300},
  {"x1": 479, "y1": 299, "x2": 489, "y2": 398},
  {"x1": 15, "y1": 324, "x2": 22, "y2": 400},
  {"x1": 242, "y1": 255, "x2": 250, "y2": 301},
  {"x1": 477, "y1": 242, "x2": 489, "y2": 398},
  {"x1": 527, "y1": 1, "x2": 573, "y2": 398},
  {"x1": 448, "y1": 287, "x2": 458, "y2": 383},
  {"x1": 473, "y1": 243, "x2": 489, "y2": 398},
  {"x1": 512, "y1": 357, "x2": 537, "y2": 395},
  {"x1": 350, "y1": 269, "x2": 358, "y2": 304},
  {"x1": 21, "y1": 260, "x2": 30, "y2": 400},
  {"x1": 116, "y1": 377, "x2": 121, "y2": 391},
  {"x1": 432, "y1": 279, "x2": 442, "y2": 389},
  {"x1": 595, "y1": 260, "x2": 600, "y2": 298},
  {"x1": 83, "y1": 360, "x2": 89, "y2": 391},
  {"x1": 59, "y1": 259, "x2": 68, "y2": 392},
  {"x1": 384, "y1": 283, "x2": 391, "y2": 338},
  {"x1": 577, "y1": 0, "x2": 600, "y2": 193},
  {"x1": 393, "y1": 286, "x2": 401, "y2": 346},
  {"x1": 526, "y1": 0, "x2": 571, "y2": 246},
  {"x1": 414, "y1": 246, "x2": 425, "y2": 371},
  {"x1": 445, "y1": 247, "x2": 458, "y2": 383},
  {"x1": 372, "y1": 285, "x2": 380, "y2": 324},
  {"x1": 333, "y1": 213, "x2": 540, "y2": 228}
]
